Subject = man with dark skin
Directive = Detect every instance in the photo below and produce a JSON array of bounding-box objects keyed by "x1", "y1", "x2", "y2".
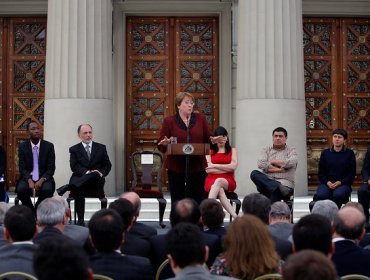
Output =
[{"x1": 16, "y1": 121, "x2": 56, "y2": 211}]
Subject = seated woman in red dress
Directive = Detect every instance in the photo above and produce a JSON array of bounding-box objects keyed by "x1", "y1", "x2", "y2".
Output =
[{"x1": 205, "y1": 126, "x2": 238, "y2": 219}]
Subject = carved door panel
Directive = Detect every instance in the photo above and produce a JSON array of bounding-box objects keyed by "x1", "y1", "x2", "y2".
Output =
[
  {"x1": 0, "y1": 18, "x2": 47, "y2": 191},
  {"x1": 304, "y1": 18, "x2": 370, "y2": 191},
  {"x1": 126, "y1": 17, "x2": 219, "y2": 190}
]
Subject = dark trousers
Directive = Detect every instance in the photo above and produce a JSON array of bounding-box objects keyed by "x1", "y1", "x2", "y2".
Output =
[
  {"x1": 167, "y1": 170, "x2": 206, "y2": 206},
  {"x1": 358, "y1": 183, "x2": 370, "y2": 222},
  {"x1": 70, "y1": 172, "x2": 104, "y2": 222},
  {"x1": 315, "y1": 183, "x2": 352, "y2": 209},
  {"x1": 16, "y1": 179, "x2": 55, "y2": 211},
  {"x1": 250, "y1": 170, "x2": 282, "y2": 203}
]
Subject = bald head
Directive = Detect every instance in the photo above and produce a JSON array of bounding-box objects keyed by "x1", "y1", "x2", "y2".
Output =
[
  {"x1": 120, "y1": 192, "x2": 141, "y2": 217},
  {"x1": 333, "y1": 206, "x2": 365, "y2": 240}
]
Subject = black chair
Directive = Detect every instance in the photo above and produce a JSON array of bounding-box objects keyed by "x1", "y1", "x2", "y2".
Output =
[
  {"x1": 225, "y1": 191, "x2": 241, "y2": 222},
  {"x1": 66, "y1": 179, "x2": 108, "y2": 224},
  {"x1": 130, "y1": 151, "x2": 167, "y2": 228}
]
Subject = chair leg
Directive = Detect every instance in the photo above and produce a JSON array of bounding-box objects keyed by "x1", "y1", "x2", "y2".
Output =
[
  {"x1": 157, "y1": 198, "x2": 166, "y2": 228},
  {"x1": 66, "y1": 197, "x2": 74, "y2": 224},
  {"x1": 228, "y1": 199, "x2": 241, "y2": 222},
  {"x1": 100, "y1": 197, "x2": 108, "y2": 209},
  {"x1": 14, "y1": 196, "x2": 20, "y2": 205}
]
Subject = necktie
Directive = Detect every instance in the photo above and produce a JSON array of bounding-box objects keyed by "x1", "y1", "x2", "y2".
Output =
[
  {"x1": 32, "y1": 146, "x2": 39, "y2": 181},
  {"x1": 85, "y1": 144, "x2": 91, "y2": 160}
]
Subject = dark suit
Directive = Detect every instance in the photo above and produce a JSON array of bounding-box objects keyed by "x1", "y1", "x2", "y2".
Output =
[
  {"x1": 130, "y1": 222, "x2": 157, "y2": 241},
  {"x1": 332, "y1": 239, "x2": 370, "y2": 277},
  {"x1": 0, "y1": 243, "x2": 38, "y2": 276},
  {"x1": 0, "y1": 226, "x2": 8, "y2": 247},
  {"x1": 33, "y1": 226, "x2": 76, "y2": 246},
  {"x1": 69, "y1": 141, "x2": 111, "y2": 222},
  {"x1": 150, "y1": 232, "x2": 220, "y2": 274},
  {"x1": 63, "y1": 224, "x2": 95, "y2": 255},
  {"x1": 17, "y1": 139, "x2": 55, "y2": 209},
  {"x1": 121, "y1": 233, "x2": 151, "y2": 258},
  {"x1": 89, "y1": 251, "x2": 153, "y2": 280},
  {"x1": 358, "y1": 146, "x2": 370, "y2": 222}
]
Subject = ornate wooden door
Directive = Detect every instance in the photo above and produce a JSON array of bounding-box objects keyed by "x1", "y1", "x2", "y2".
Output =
[
  {"x1": 0, "y1": 17, "x2": 47, "y2": 191},
  {"x1": 126, "y1": 16, "x2": 219, "y2": 190},
  {"x1": 304, "y1": 18, "x2": 370, "y2": 191}
]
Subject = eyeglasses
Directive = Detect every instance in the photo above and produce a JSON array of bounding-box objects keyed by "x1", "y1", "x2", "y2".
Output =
[{"x1": 183, "y1": 100, "x2": 195, "y2": 105}]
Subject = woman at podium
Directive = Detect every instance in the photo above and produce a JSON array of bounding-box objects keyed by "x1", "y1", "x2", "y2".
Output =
[
  {"x1": 205, "y1": 126, "x2": 238, "y2": 218},
  {"x1": 158, "y1": 92, "x2": 220, "y2": 206}
]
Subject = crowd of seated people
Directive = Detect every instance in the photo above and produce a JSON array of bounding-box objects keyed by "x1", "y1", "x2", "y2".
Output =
[{"x1": 1, "y1": 191, "x2": 370, "y2": 280}]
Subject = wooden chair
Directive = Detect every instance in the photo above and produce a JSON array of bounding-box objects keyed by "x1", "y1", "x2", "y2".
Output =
[
  {"x1": 0, "y1": 271, "x2": 37, "y2": 280},
  {"x1": 66, "y1": 179, "x2": 108, "y2": 224},
  {"x1": 341, "y1": 275, "x2": 370, "y2": 280},
  {"x1": 131, "y1": 151, "x2": 167, "y2": 228},
  {"x1": 155, "y1": 259, "x2": 174, "y2": 280},
  {"x1": 253, "y1": 273, "x2": 282, "y2": 280},
  {"x1": 93, "y1": 274, "x2": 114, "y2": 280}
]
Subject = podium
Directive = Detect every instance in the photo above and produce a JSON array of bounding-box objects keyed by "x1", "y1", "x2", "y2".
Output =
[{"x1": 167, "y1": 143, "x2": 210, "y2": 156}]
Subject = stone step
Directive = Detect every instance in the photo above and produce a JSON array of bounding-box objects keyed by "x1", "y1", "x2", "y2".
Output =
[{"x1": 6, "y1": 193, "x2": 358, "y2": 224}]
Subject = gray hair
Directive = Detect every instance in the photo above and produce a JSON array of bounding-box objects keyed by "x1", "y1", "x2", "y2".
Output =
[
  {"x1": 0, "y1": 202, "x2": 11, "y2": 225},
  {"x1": 270, "y1": 201, "x2": 291, "y2": 219},
  {"x1": 312, "y1": 200, "x2": 338, "y2": 222},
  {"x1": 37, "y1": 197, "x2": 66, "y2": 226}
]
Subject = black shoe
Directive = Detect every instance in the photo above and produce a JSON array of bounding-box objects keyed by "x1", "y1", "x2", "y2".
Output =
[
  {"x1": 56, "y1": 184, "x2": 71, "y2": 196},
  {"x1": 77, "y1": 219, "x2": 85, "y2": 227}
]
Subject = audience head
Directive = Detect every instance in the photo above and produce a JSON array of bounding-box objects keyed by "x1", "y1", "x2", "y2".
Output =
[
  {"x1": 283, "y1": 249, "x2": 337, "y2": 280},
  {"x1": 0, "y1": 202, "x2": 11, "y2": 225},
  {"x1": 269, "y1": 201, "x2": 291, "y2": 223},
  {"x1": 345, "y1": 201, "x2": 365, "y2": 214},
  {"x1": 36, "y1": 197, "x2": 66, "y2": 227},
  {"x1": 4, "y1": 205, "x2": 36, "y2": 242},
  {"x1": 333, "y1": 206, "x2": 366, "y2": 241},
  {"x1": 34, "y1": 236, "x2": 93, "y2": 280},
  {"x1": 200, "y1": 199, "x2": 225, "y2": 229},
  {"x1": 88, "y1": 208, "x2": 124, "y2": 252},
  {"x1": 242, "y1": 193, "x2": 271, "y2": 224},
  {"x1": 109, "y1": 198, "x2": 135, "y2": 231},
  {"x1": 120, "y1": 191, "x2": 141, "y2": 218},
  {"x1": 166, "y1": 222, "x2": 206, "y2": 273},
  {"x1": 170, "y1": 198, "x2": 200, "y2": 227},
  {"x1": 292, "y1": 214, "x2": 333, "y2": 256},
  {"x1": 223, "y1": 215, "x2": 279, "y2": 280},
  {"x1": 311, "y1": 200, "x2": 338, "y2": 222}
]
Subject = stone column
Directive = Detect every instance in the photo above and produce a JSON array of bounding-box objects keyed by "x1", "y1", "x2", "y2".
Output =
[
  {"x1": 235, "y1": 0, "x2": 307, "y2": 196},
  {"x1": 44, "y1": 0, "x2": 115, "y2": 195}
]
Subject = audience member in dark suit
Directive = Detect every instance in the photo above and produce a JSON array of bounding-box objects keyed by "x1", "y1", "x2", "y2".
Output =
[
  {"x1": 331, "y1": 206, "x2": 370, "y2": 277},
  {"x1": 200, "y1": 199, "x2": 227, "y2": 245},
  {"x1": 150, "y1": 198, "x2": 220, "y2": 276},
  {"x1": 283, "y1": 250, "x2": 337, "y2": 280},
  {"x1": 88, "y1": 208, "x2": 153, "y2": 280},
  {"x1": 0, "y1": 202, "x2": 11, "y2": 247},
  {"x1": 33, "y1": 197, "x2": 76, "y2": 245},
  {"x1": 358, "y1": 145, "x2": 370, "y2": 223},
  {"x1": 292, "y1": 214, "x2": 333, "y2": 256},
  {"x1": 0, "y1": 205, "x2": 38, "y2": 276},
  {"x1": 242, "y1": 193, "x2": 292, "y2": 260},
  {"x1": 121, "y1": 191, "x2": 157, "y2": 240},
  {"x1": 0, "y1": 145, "x2": 6, "y2": 202},
  {"x1": 17, "y1": 121, "x2": 56, "y2": 211},
  {"x1": 166, "y1": 222, "x2": 236, "y2": 280},
  {"x1": 268, "y1": 201, "x2": 293, "y2": 242},
  {"x1": 109, "y1": 198, "x2": 151, "y2": 258},
  {"x1": 57, "y1": 124, "x2": 112, "y2": 226},
  {"x1": 34, "y1": 235, "x2": 93, "y2": 280}
]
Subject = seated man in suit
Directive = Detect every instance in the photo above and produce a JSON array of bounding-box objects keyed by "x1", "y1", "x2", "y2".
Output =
[
  {"x1": 331, "y1": 206, "x2": 370, "y2": 277},
  {"x1": 358, "y1": 145, "x2": 370, "y2": 224},
  {"x1": 88, "y1": 208, "x2": 153, "y2": 280},
  {"x1": 109, "y1": 198, "x2": 151, "y2": 258},
  {"x1": 250, "y1": 127, "x2": 297, "y2": 203},
  {"x1": 57, "y1": 124, "x2": 112, "y2": 226},
  {"x1": 0, "y1": 205, "x2": 38, "y2": 276},
  {"x1": 17, "y1": 121, "x2": 56, "y2": 211},
  {"x1": 166, "y1": 222, "x2": 235, "y2": 280}
]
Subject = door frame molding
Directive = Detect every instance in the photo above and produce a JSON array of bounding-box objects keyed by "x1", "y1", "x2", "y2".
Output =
[{"x1": 113, "y1": 1, "x2": 232, "y2": 190}]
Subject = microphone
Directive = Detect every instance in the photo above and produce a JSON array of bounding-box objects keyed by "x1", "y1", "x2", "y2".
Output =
[{"x1": 186, "y1": 115, "x2": 190, "y2": 144}]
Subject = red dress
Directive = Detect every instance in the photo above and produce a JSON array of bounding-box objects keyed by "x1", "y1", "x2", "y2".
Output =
[{"x1": 204, "y1": 150, "x2": 236, "y2": 192}]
